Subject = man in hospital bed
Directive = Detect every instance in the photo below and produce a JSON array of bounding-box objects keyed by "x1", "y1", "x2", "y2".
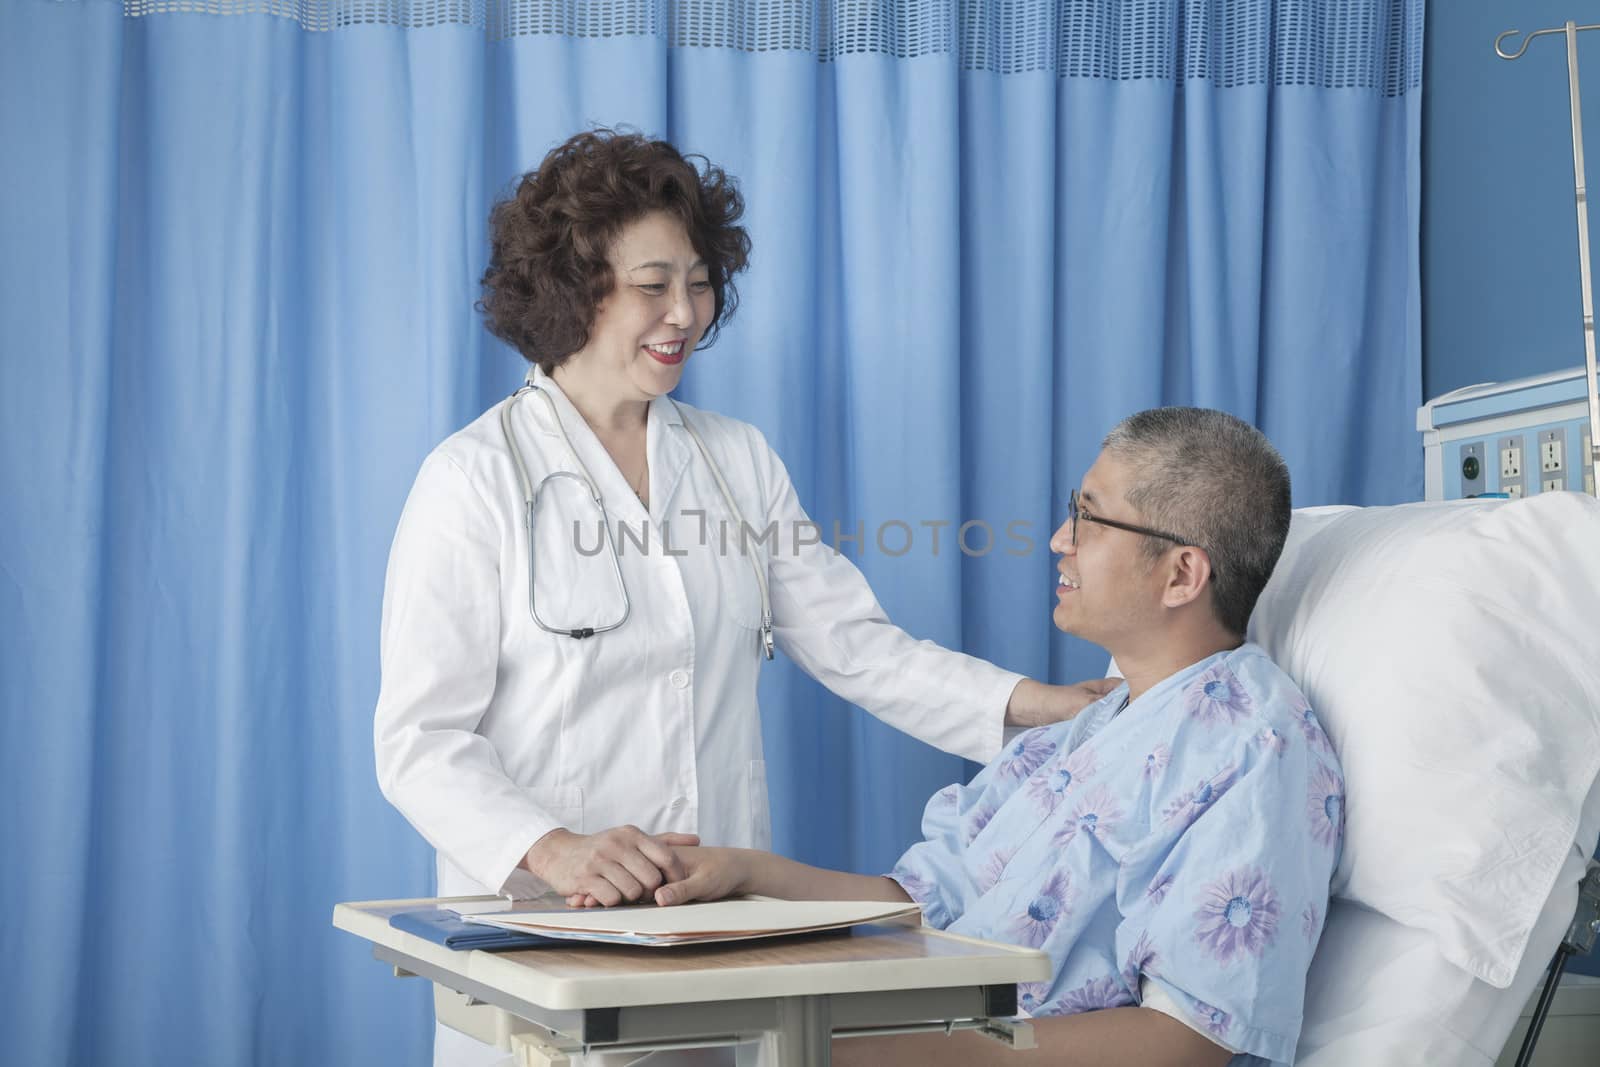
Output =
[{"x1": 650, "y1": 408, "x2": 1344, "y2": 1066}]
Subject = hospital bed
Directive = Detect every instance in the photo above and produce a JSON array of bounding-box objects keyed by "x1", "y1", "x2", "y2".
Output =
[{"x1": 1241, "y1": 493, "x2": 1600, "y2": 1065}]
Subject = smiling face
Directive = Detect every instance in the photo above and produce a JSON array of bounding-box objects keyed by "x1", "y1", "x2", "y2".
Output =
[
  {"x1": 567, "y1": 210, "x2": 715, "y2": 400},
  {"x1": 1048, "y1": 452, "x2": 1172, "y2": 650}
]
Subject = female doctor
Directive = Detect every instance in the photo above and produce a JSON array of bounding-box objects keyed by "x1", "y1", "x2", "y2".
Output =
[{"x1": 374, "y1": 130, "x2": 1109, "y2": 1064}]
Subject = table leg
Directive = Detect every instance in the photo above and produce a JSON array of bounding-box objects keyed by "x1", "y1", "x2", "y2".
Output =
[{"x1": 754, "y1": 995, "x2": 831, "y2": 1066}]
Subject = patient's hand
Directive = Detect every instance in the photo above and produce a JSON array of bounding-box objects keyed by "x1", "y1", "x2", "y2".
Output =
[
  {"x1": 653, "y1": 846, "x2": 752, "y2": 906},
  {"x1": 1006, "y1": 677, "x2": 1122, "y2": 728}
]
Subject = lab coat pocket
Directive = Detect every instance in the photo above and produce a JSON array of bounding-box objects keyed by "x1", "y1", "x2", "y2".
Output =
[
  {"x1": 528, "y1": 785, "x2": 584, "y2": 835},
  {"x1": 500, "y1": 786, "x2": 585, "y2": 900},
  {"x1": 748, "y1": 761, "x2": 771, "y2": 851}
]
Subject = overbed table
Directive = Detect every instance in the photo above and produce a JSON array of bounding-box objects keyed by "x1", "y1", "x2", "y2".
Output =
[{"x1": 334, "y1": 895, "x2": 1051, "y2": 1065}]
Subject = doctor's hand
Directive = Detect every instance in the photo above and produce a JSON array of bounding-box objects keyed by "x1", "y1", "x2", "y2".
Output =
[
  {"x1": 524, "y1": 826, "x2": 700, "y2": 908},
  {"x1": 652, "y1": 847, "x2": 751, "y2": 907},
  {"x1": 1005, "y1": 677, "x2": 1122, "y2": 728}
]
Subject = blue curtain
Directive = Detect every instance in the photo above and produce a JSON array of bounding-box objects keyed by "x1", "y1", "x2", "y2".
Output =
[{"x1": 0, "y1": 2, "x2": 1423, "y2": 1064}]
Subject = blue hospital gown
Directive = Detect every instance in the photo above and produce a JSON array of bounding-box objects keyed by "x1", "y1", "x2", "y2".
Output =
[{"x1": 889, "y1": 643, "x2": 1342, "y2": 1066}]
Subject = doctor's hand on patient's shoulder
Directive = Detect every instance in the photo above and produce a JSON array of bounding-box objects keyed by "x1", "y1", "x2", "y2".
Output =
[
  {"x1": 523, "y1": 826, "x2": 700, "y2": 908},
  {"x1": 1005, "y1": 677, "x2": 1122, "y2": 728}
]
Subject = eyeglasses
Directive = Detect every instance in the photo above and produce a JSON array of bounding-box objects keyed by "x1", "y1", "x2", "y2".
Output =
[{"x1": 1067, "y1": 489, "x2": 1193, "y2": 549}]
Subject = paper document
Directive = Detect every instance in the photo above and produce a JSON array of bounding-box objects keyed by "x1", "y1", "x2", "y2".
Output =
[
  {"x1": 464, "y1": 897, "x2": 921, "y2": 947},
  {"x1": 451, "y1": 902, "x2": 537, "y2": 921}
]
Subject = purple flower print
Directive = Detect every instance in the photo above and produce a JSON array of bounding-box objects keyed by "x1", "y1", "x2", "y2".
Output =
[
  {"x1": 1011, "y1": 870, "x2": 1075, "y2": 948},
  {"x1": 1161, "y1": 763, "x2": 1239, "y2": 827},
  {"x1": 1146, "y1": 872, "x2": 1175, "y2": 904},
  {"x1": 1186, "y1": 664, "x2": 1254, "y2": 726},
  {"x1": 975, "y1": 845, "x2": 1018, "y2": 894},
  {"x1": 1026, "y1": 769, "x2": 1069, "y2": 812},
  {"x1": 1256, "y1": 727, "x2": 1288, "y2": 757},
  {"x1": 1056, "y1": 975, "x2": 1136, "y2": 1016},
  {"x1": 1307, "y1": 763, "x2": 1345, "y2": 848},
  {"x1": 1194, "y1": 867, "x2": 1280, "y2": 963},
  {"x1": 1027, "y1": 745, "x2": 1098, "y2": 812},
  {"x1": 964, "y1": 801, "x2": 998, "y2": 844},
  {"x1": 1186, "y1": 995, "x2": 1233, "y2": 1040},
  {"x1": 1067, "y1": 744, "x2": 1099, "y2": 778},
  {"x1": 1142, "y1": 744, "x2": 1172, "y2": 780},
  {"x1": 1052, "y1": 784, "x2": 1123, "y2": 846},
  {"x1": 1017, "y1": 980, "x2": 1053, "y2": 1015},
  {"x1": 1121, "y1": 930, "x2": 1159, "y2": 990},
  {"x1": 1294, "y1": 696, "x2": 1333, "y2": 753},
  {"x1": 1302, "y1": 902, "x2": 1321, "y2": 943},
  {"x1": 998, "y1": 731, "x2": 1057, "y2": 782},
  {"x1": 890, "y1": 867, "x2": 935, "y2": 905}
]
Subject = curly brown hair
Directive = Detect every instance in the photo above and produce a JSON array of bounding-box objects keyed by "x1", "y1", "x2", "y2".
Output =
[{"x1": 478, "y1": 129, "x2": 752, "y2": 373}]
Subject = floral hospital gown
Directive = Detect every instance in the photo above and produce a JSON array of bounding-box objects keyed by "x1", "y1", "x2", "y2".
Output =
[{"x1": 889, "y1": 643, "x2": 1343, "y2": 1066}]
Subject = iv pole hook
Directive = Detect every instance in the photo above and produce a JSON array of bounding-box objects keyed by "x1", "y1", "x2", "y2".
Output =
[{"x1": 1498, "y1": 24, "x2": 1600, "y2": 61}]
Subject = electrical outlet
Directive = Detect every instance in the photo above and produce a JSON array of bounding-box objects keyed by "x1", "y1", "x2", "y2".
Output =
[
  {"x1": 1539, "y1": 429, "x2": 1565, "y2": 473},
  {"x1": 1458, "y1": 441, "x2": 1486, "y2": 496},
  {"x1": 1497, "y1": 435, "x2": 1526, "y2": 497},
  {"x1": 1543, "y1": 478, "x2": 1564, "y2": 493}
]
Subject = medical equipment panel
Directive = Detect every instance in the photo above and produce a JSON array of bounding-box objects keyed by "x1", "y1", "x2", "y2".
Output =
[{"x1": 1418, "y1": 365, "x2": 1599, "y2": 501}]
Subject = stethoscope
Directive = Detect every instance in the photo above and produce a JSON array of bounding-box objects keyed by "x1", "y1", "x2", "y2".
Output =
[{"x1": 499, "y1": 370, "x2": 775, "y2": 660}]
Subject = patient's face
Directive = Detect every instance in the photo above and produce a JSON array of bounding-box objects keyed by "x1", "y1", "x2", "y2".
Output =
[{"x1": 1049, "y1": 452, "x2": 1166, "y2": 647}]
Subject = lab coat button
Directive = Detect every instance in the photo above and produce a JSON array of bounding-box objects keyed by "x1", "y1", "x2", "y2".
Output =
[{"x1": 669, "y1": 669, "x2": 689, "y2": 689}]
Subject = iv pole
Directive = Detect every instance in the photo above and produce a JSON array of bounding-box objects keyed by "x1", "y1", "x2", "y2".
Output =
[{"x1": 1497, "y1": 21, "x2": 1600, "y2": 497}]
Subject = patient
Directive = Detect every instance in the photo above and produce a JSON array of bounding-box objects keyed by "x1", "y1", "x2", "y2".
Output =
[{"x1": 652, "y1": 408, "x2": 1343, "y2": 1066}]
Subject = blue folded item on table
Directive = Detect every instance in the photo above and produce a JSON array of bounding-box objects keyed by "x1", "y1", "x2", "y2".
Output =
[{"x1": 389, "y1": 908, "x2": 561, "y2": 951}]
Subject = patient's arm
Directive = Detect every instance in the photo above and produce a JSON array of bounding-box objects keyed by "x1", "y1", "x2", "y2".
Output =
[
  {"x1": 831, "y1": 1007, "x2": 1231, "y2": 1067},
  {"x1": 653, "y1": 847, "x2": 912, "y2": 907}
]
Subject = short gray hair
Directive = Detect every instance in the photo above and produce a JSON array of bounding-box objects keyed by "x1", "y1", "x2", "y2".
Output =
[{"x1": 1101, "y1": 408, "x2": 1291, "y2": 637}]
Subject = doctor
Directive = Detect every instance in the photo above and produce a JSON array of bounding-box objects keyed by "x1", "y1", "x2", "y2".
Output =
[{"x1": 374, "y1": 129, "x2": 1109, "y2": 1064}]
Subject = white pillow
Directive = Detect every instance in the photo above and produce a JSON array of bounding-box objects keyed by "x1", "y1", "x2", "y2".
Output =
[{"x1": 1246, "y1": 494, "x2": 1600, "y2": 988}]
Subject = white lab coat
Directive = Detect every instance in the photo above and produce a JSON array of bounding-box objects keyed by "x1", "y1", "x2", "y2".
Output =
[{"x1": 374, "y1": 368, "x2": 1023, "y2": 1064}]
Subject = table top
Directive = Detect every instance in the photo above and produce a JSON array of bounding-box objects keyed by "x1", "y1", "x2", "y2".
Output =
[{"x1": 334, "y1": 895, "x2": 1052, "y2": 1010}]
